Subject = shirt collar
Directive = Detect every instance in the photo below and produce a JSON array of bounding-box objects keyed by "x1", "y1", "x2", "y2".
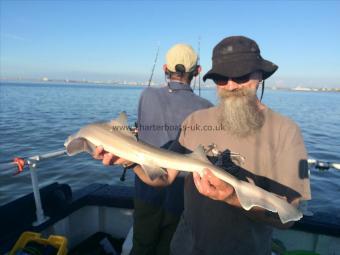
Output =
[{"x1": 168, "y1": 81, "x2": 192, "y2": 92}]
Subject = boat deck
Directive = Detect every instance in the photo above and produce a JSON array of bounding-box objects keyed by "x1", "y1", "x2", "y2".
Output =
[{"x1": 1, "y1": 183, "x2": 339, "y2": 254}]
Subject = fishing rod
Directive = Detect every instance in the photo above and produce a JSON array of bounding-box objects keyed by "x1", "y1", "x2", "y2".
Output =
[
  {"x1": 148, "y1": 43, "x2": 160, "y2": 87},
  {"x1": 198, "y1": 36, "x2": 201, "y2": 96},
  {"x1": 192, "y1": 36, "x2": 201, "y2": 96}
]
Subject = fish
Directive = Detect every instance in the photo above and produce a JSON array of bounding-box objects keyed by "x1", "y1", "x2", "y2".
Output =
[{"x1": 64, "y1": 112, "x2": 303, "y2": 224}]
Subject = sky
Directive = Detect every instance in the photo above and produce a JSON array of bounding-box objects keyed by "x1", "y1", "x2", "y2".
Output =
[{"x1": 0, "y1": 0, "x2": 339, "y2": 88}]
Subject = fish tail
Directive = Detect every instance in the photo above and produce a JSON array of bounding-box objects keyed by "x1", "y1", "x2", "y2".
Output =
[{"x1": 233, "y1": 181, "x2": 303, "y2": 224}]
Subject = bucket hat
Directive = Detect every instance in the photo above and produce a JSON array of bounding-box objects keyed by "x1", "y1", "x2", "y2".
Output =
[{"x1": 203, "y1": 36, "x2": 278, "y2": 81}]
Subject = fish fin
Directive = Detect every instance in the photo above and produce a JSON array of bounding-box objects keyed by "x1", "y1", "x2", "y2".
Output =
[
  {"x1": 188, "y1": 145, "x2": 212, "y2": 164},
  {"x1": 110, "y1": 112, "x2": 137, "y2": 141},
  {"x1": 233, "y1": 183, "x2": 277, "y2": 213},
  {"x1": 114, "y1": 111, "x2": 129, "y2": 126},
  {"x1": 64, "y1": 137, "x2": 96, "y2": 156},
  {"x1": 233, "y1": 181, "x2": 303, "y2": 224},
  {"x1": 141, "y1": 163, "x2": 167, "y2": 180}
]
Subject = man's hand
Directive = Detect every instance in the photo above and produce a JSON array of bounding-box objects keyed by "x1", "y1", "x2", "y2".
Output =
[
  {"x1": 194, "y1": 168, "x2": 298, "y2": 228},
  {"x1": 193, "y1": 168, "x2": 235, "y2": 203},
  {"x1": 92, "y1": 146, "x2": 179, "y2": 187},
  {"x1": 93, "y1": 146, "x2": 132, "y2": 166}
]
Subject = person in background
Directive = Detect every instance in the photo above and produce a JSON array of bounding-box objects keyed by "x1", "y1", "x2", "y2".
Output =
[
  {"x1": 95, "y1": 43, "x2": 212, "y2": 255},
  {"x1": 96, "y1": 36, "x2": 311, "y2": 255}
]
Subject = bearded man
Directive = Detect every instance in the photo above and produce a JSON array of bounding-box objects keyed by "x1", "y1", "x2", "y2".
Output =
[
  {"x1": 167, "y1": 36, "x2": 311, "y2": 255},
  {"x1": 95, "y1": 36, "x2": 311, "y2": 255}
]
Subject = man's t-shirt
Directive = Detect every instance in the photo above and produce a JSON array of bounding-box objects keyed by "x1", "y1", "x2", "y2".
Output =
[{"x1": 170, "y1": 106, "x2": 311, "y2": 255}]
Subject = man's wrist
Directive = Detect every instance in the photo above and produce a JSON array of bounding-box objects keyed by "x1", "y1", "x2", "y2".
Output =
[{"x1": 224, "y1": 190, "x2": 238, "y2": 206}]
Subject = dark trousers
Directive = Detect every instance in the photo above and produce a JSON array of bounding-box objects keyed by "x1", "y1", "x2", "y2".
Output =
[{"x1": 130, "y1": 198, "x2": 181, "y2": 255}]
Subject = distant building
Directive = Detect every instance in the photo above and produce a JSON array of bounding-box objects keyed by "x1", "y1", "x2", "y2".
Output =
[{"x1": 292, "y1": 86, "x2": 312, "y2": 91}]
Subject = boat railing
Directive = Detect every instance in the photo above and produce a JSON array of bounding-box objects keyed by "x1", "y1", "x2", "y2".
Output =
[{"x1": 1, "y1": 149, "x2": 339, "y2": 226}]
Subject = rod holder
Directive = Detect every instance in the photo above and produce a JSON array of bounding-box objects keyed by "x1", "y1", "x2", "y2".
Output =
[{"x1": 27, "y1": 160, "x2": 49, "y2": 226}]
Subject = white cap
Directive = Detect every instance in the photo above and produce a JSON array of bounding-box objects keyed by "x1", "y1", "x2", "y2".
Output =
[{"x1": 166, "y1": 44, "x2": 198, "y2": 73}]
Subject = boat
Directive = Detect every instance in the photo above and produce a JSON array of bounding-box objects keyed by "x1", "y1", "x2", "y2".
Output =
[
  {"x1": 0, "y1": 182, "x2": 134, "y2": 255},
  {"x1": 1, "y1": 179, "x2": 340, "y2": 255},
  {"x1": 1, "y1": 150, "x2": 340, "y2": 254}
]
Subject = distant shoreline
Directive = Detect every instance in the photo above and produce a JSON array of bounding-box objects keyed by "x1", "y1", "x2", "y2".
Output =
[{"x1": 1, "y1": 79, "x2": 339, "y2": 92}]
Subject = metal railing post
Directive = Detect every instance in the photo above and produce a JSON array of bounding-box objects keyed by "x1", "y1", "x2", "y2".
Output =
[{"x1": 27, "y1": 159, "x2": 49, "y2": 226}]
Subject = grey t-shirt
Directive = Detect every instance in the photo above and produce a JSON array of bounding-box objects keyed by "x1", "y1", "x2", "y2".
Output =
[{"x1": 170, "y1": 106, "x2": 311, "y2": 255}]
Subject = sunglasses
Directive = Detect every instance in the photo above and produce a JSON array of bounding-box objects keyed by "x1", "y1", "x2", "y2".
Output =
[{"x1": 213, "y1": 73, "x2": 252, "y2": 86}]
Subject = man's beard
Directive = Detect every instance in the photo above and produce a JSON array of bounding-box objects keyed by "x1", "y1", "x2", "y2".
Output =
[{"x1": 217, "y1": 88, "x2": 265, "y2": 137}]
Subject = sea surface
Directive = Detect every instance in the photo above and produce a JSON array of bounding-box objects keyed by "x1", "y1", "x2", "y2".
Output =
[{"x1": 0, "y1": 81, "x2": 340, "y2": 223}]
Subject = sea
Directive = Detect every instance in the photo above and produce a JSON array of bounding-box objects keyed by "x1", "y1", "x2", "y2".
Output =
[{"x1": 0, "y1": 81, "x2": 340, "y2": 223}]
